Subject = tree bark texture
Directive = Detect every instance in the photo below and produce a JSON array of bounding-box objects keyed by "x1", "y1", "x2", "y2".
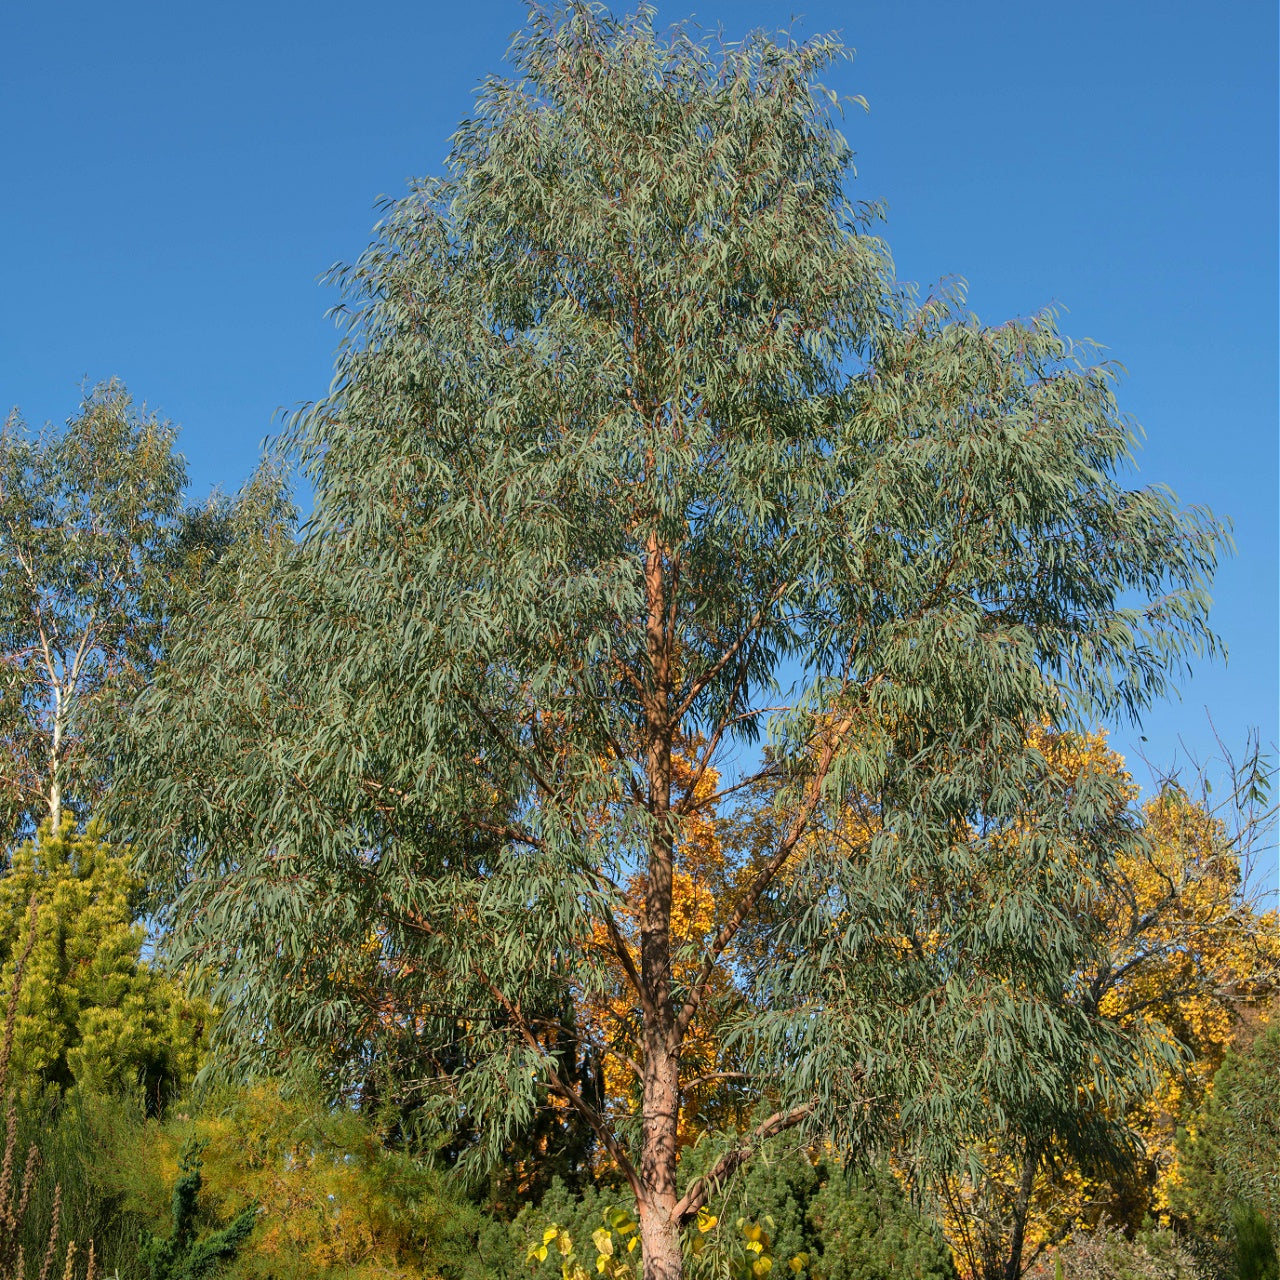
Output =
[{"x1": 639, "y1": 529, "x2": 683, "y2": 1279}]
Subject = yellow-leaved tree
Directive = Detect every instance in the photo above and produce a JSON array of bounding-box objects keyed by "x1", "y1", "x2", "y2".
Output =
[
  {"x1": 582, "y1": 742, "x2": 754, "y2": 1155},
  {"x1": 938, "y1": 729, "x2": 1279, "y2": 1280}
]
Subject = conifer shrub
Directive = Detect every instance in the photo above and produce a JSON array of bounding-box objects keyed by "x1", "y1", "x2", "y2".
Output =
[
  {"x1": 1230, "y1": 1204, "x2": 1279, "y2": 1280},
  {"x1": 0, "y1": 822, "x2": 206, "y2": 1107},
  {"x1": 507, "y1": 1179, "x2": 633, "y2": 1280},
  {"x1": 137, "y1": 1143, "x2": 254, "y2": 1280},
  {"x1": 805, "y1": 1165, "x2": 956, "y2": 1280}
]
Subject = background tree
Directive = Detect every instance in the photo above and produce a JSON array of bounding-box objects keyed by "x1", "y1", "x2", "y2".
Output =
[
  {"x1": 112, "y1": 7, "x2": 1225, "y2": 1278},
  {"x1": 0, "y1": 381, "x2": 289, "y2": 844},
  {"x1": 934, "y1": 731, "x2": 1278, "y2": 1279},
  {"x1": 580, "y1": 743, "x2": 755, "y2": 1151},
  {"x1": 1097, "y1": 756, "x2": 1278, "y2": 1229},
  {"x1": 0, "y1": 381, "x2": 186, "y2": 836}
]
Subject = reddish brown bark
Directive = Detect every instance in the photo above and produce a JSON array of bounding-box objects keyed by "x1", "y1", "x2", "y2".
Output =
[{"x1": 636, "y1": 527, "x2": 685, "y2": 1279}]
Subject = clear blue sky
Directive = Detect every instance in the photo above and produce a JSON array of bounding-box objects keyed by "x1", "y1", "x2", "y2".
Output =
[{"x1": 2, "y1": 1, "x2": 1275, "y2": 798}]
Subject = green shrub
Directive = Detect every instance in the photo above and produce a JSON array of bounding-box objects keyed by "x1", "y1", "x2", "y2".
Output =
[
  {"x1": 1025, "y1": 1227, "x2": 1202, "y2": 1280},
  {"x1": 1171, "y1": 1027, "x2": 1280, "y2": 1241},
  {"x1": 806, "y1": 1165, "x2": 957, "y2": 1280},
  {"x1": 103, "y1": 1081, "x2": 492, "y2": 1280},
  {"x1": 138, "y1": 1143, "x2": 255, "y2": 1280},
  {"x1": 1231, "y1": 1203, "x2": 1278, "y2": 1280}
]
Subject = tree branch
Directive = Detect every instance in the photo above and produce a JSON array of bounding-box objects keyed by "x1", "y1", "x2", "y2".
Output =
[
  {"x1": 671, "y1": 1103, "x2": 813, "y2": 1226},
  {"x1": 671, "y1": 581, "x2": 789, "y2": 725},
  {"x1": 482, "y1": 972, "x2": 644, "y2": 1201},
  {"x1": 598, "y1": 897, "x2": 657, "y2": 1025},
  {"x1": 397, "y1": 903, "x2": 644, "y2": 1201}
]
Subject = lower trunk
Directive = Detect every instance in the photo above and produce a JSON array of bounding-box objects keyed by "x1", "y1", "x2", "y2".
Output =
[
  {"x1": 639, "y1": 1014, "x2": 681, "y2": 1278},
  {"x1": 638, "y1": 1196, "x2": 682, "y2": 1280}
]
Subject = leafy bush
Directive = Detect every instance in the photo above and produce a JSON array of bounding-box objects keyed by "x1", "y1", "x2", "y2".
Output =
[
  {"x1": 806, "y1": 1165, "x2": 957, "y2": 1280},
  {"x1": 102, "y1": 1081, "x2": 490, "y2": 1280},
  {"x1": 506, "y1": 1146, "x2": 958, "y2": 1280},
  {"x1": 1230, "y1": 1204, "x2": 1278, "y2": 1280},
  {"x1": 1025, "y1": 1227, "x2": 1201, "y2": 1280}
]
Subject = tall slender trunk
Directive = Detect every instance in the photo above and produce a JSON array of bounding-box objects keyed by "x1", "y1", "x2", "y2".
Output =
[
  {"x1": 1001, "y1": 1143, "x2": 1040, "y2": 1280},
  {"x1": 49, "y1": 687, "x2": 64, "y2": 830},
  {"x1": 639, "y1": 529, "x2": 683, "y2": 1280}
]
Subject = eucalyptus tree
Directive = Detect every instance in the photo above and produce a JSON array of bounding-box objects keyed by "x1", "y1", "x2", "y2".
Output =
[
  {"x1": 112, "y1": 7, "x2": 1226, "y2": 1277},
  {"x1": 0, "y1": 382, "x2": 287, "y2": 843},
  {"x1": 0, "y1": 382, "x2": 187, "y2": 836}
]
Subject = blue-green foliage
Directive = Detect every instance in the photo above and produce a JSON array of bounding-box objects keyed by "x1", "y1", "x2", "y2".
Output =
[{"x1": 109, "y1": 0, "x2": 1227, "y2": 1226}]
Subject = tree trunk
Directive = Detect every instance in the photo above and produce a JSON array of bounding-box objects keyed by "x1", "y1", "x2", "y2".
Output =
[
  {"x1": 639, "y1": 529, "x2": 683, "y2": 1279},
  {"x1": 1002, "y1": 1143, "x2": 1040, "y2": 1280},
  {"x1": 638, "y1": 1019, "x2": 682, "y2": 1279},
  {"x1": 638, "y1": 1191, "x2": 682, "y2": 1280},
  {"x1": 49, "y1": 689, "x2": 64, "y2": 830}
]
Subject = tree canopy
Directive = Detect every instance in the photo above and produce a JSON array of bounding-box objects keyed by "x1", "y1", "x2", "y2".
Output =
[
  {"x1": 111, "y1": 6, "x2": 1228, "y2": 1278},
  {"x1": 0, "y1": 381, "x2": 187, "y2": 836}
]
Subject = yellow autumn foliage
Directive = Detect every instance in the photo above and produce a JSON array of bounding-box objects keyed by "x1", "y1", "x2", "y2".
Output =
[
  {"x1": 582, "y1": 739, "x2": 750, "y2": 1151},
  {"x1": 104, "y1": 1082, "x2": 485, "y2": 1280},
  {"x1": 939, "y1": 729, "x2": 1279, "y2": 1279}
]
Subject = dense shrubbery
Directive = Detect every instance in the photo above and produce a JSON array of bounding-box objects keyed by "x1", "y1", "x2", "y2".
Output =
[
  {"x1": 513, "y1": 1146, "x2": 957, "y2": 1280},
  {"x1": 0, "y1": 823, "x2": 205, "y2": 1104},
  {"x1": 1024, "y1": 1227, "x2": 1202, "y2": 1280},
  {"x1": 85, "y1": 1084, "x2": 490, "y2": 1280}
]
